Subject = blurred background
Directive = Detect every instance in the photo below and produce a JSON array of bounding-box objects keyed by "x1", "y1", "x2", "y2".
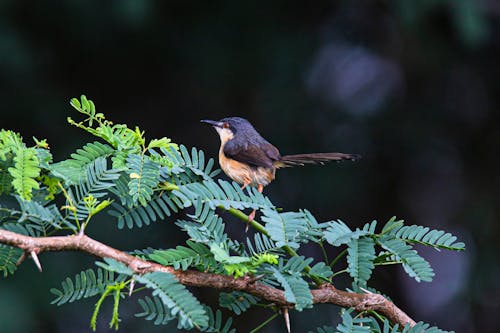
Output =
[{"x1": 1, "y1": 1, "x2": 499, "y2": 332}]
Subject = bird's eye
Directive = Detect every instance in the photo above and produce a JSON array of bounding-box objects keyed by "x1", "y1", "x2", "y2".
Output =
[{"x1": 223, "y1": 122, "x2": 230, "y2": 129}]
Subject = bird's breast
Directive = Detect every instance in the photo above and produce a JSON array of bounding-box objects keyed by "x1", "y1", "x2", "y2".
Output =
[{"x1": 218, "y1": 147, "x2": 275, "y2": 187}]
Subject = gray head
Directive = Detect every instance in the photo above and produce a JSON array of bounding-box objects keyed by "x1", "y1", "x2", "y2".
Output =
[{"x1": 201, "y1": 117, "x2": 263, "y2": 143}]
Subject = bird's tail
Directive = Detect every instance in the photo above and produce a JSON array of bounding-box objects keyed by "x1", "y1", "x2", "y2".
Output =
[{"x1": 275, "y1": 152, "x2": 361, "y2": 168}]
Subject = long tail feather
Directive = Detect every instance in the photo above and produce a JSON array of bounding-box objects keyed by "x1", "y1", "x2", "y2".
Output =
[{"x1": 275, "y1": 152, "x2": 360, "y2": 168}]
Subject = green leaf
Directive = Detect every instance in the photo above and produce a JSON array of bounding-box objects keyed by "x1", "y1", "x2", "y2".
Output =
[
  {"x1": 127, "y1": 154, "x2": 160, "y2": 206},
  {"x1": 50, "y1": 268, "x2": 124, "y2": 306},
  {"x1": 246, "y1": 233, "x2": 280, "y2": 256},
  {"x1": 308, "y1": 261, "x2": 333, "y2": 280},
  {"x1": 0, "y1": 158, "x2": 14, "y2": 194},
  {"x1": 271, "y1": 267, "x2": 312, "y2": 311},
  {"x1": 262, "y1": 209, "x2": 308, "y2": 250},
  {"x1": 175, "y1": 209, "x2": 229, "y2": 244},
  {"x1": 173, "y1": 179, "x2": 272, "y2": 213},
  {"x1": 68, "y1": 157, "x2": 120, "y2": 222},
  {"x1": 389, "y1": 224, "x2": 465, "y2": 251},
  {"x1": 50, "y1": 141, "x2": 114, "y2": 184},
  {"x1": 219, "y1": 291, "x2": 259, "y2": 315},
  {"x1": 109, "y1": 172, "x2": 183, "y2": 229},
  {"x1": 381, "y1": 216, "x2": 404, "y2": 234},
  {"x1": 210, "y1": 243, "x2": 251, "y2": 264},
  {"x1": 149, "y1": 241, "x2": 216, "y2": 271},
  {"x1": 200, "y1": 306, "x2": 236, "y2": 333},
  {"x1": 148, "y1": 137, "x2": 178, "y2": 151},
  {"x1": 323, "y1": 221, "x2": 368, "y2": 247},
  {"x1": 8, "y1": 147, "x2": 40, "y2": 200},
  {"x1": 135, "y1": 295, "x2": 175, "y2": 325},
  {"x1": 347, "y1": 237, "x2": 376, "y2": 287},
  {"x1": 0, "y1": 244, "x2": 23, "y2": 277},
  {"x1": 134, "y1": 271, "x2": 208, "y2": 329},
  {"x1": 335, "y1": 309, "x2": 371, "y2": 333},
  {"x1": 95, "y1": 258, "x2": 134, "y2": 276},
  {"x1": 15, "y1": 196, "x2": 66, "y2": 233},
  {"x1": 377, "y1": 236, "x2": 434, "y2": 282},
  {"x1": 70, "y1": 97, "x2": 81, "y2": 110},
  {"x1": 402, "y1": 321, "x2": 455, "y2": 333}
]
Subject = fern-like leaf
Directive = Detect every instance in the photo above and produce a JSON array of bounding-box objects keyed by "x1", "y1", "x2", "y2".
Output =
[
  {"x1": 16, "y1": 197, "x2": 67, "y2": 233},
  {"x1": 377, "y1": 236, "x2": 434, "y2": 282},
  {"x1": 50, "y1": 141, "x2": 114, "y2": 184},
  {"x1": 50, "y1": 268, "x2": 124, "y2": 306},
  {"x1": 109, "y1": 192, "x2": 181, "y2": 229},
  {"x1": 270, "y1": 266, "x2": 312, "y2": 311},
  {"x1": 68, "y1": 157, "x2": 120, "y2": 221},
  {"x1": 246, "y1": 233, "x2": 280, "y2": 256},
  {"x1": 401, "y1": 321, "x2": 454, "y2": 333},
  {"x1": 0, "y1": 244, "x2": 23, "y2": 277},
  {"x1": 162, "y1": 145, "x2": 220, "y2": 180},
  {"x1": 323, "y1": 220, "x2": 368, "y2": 247},
  {"x1": 200, "y1": 306, "x2": 237, "y2": 333},
  {"x1": 8, "y1": 147, "x2": 40, "y2": 200},
  {"x1": 135, "y1": 295, "x2": 175, "y2": 325},
  {"x1": 335, "y1": 309, "x2": 371, "y2": 333},
  {"x1": 175, "y1": 209, "x2": 230, "y2": 244},
  {"x1": 347, "y1": 237, "x2": 376, "y2": 287},
  {"x1": 308, "y1": 261, "x2": 333, "y2": 280},
  {"x1": 389, "y1": 225, "x2": 465, "y2": 251},
  {"x1": 219, "y1": 291, "x2": 259, "y2": 315},
  {"x1": 149, "y1": 241, "x2": 217, "y2": 271},
  {"x1": 0, "y1": 158, "x2": 13, "y2": 194},
  {"x1": 173, "y1": 179, "x2": 273, "y2": 215},
  {"x1": 262, "y1": 209, "x2": 308, "y2": 250},
  {"x1": 127, "y1": 154, "x2": 160, "y2": 206},
  {"x1": 134, "y1": 271, "x2": 208, "y2": 329}
]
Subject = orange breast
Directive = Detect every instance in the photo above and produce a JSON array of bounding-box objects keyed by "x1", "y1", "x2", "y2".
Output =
[{"x1": 219, "y1": 148, "x2": 275, "y2": 187}]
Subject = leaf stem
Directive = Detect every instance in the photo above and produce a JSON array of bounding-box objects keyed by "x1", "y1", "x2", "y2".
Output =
[
  {"x1": 249, "y1": 312, "x2": 279, "y2": 333},
  {"x1": 329, "y1": 249, "x2": 347, "y2": 268},
  {"x1": 331, "y1": 268, "x2": 348, "y2": 278},
  {"x1": 319, "y1": 241, "x2": 329, "y2": 264},
  {"x1": 374, "y1": 261, "x2": 403, "y2": 266}
]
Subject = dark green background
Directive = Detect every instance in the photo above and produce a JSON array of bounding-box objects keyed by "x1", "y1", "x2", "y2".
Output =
[{"x1": 1, "y1": 1, "x2": 498, "y2": 332}]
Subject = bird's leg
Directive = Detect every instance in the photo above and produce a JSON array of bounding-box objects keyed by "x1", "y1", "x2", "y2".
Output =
[
  {"x1": 246, "y1": 211, "x2": 255, "y2": 231},
  {"x1": 246, "y1": 184, "x2": 264, "y2": 231},
  {"x1": 240, "y1": 180, "x2": 251, "y2": 191}
]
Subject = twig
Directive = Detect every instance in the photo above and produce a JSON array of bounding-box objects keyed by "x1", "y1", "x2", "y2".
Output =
[{"x1": 0, "y1": 229, "x2": 416, "y2": 328}]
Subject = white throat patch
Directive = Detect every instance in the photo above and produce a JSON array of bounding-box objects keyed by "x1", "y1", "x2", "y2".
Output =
[{"x1": 215, "y1": 127, "x2": 234, "y2": 143}]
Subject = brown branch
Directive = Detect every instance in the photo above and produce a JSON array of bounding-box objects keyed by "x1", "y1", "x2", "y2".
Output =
[{"x1": 0, "y1": 229, "x2": 416, "y2": 327}]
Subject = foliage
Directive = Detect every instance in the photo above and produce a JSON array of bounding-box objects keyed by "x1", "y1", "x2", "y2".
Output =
[
  {"x1": 309, "y1": 310, "x2": 454, "y2": 333},
  {"x1": 0, "y1": 96, "x2": 463, "y2": 332}
]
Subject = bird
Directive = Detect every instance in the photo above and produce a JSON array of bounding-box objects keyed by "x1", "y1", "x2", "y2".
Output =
[{"x1": 201, "y1": 117, "x2": 360, "y2": 221}]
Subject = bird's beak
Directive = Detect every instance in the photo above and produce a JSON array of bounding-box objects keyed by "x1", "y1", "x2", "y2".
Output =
[{"x1": 200, "y1": 119, "x2": 223, "y2": 128}]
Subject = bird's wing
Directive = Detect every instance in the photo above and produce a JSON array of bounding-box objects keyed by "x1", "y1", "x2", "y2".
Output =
[{"x1": 223, "y1": 139, "x2": 280, "y2": 169}]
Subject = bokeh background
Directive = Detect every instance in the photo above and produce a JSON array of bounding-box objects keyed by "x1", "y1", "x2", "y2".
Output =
[{"x1": 1, "y1": 1, "x2": 499, "y2": 332}]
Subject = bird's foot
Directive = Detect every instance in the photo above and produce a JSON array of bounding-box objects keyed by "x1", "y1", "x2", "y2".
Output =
[{"x1": 246, "y1": 210, "x2": 256, "y2": 232}]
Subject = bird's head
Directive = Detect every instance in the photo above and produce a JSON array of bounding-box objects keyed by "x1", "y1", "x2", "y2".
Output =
[{"x1": 201, "y1": 117, "x2": 255, "y2": 143}]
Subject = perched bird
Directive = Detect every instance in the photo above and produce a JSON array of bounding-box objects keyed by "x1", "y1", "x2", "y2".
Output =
[{"x1": 201, "y1": 117, "x2": 360, "y2": 220}]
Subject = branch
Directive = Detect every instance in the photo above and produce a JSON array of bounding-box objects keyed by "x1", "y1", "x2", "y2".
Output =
[{"x1": 0, "y1": 229, "x2": 416, "y2": 327}]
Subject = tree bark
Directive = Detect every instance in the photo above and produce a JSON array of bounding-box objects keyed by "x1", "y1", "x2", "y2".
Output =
[{"x1": 0, "y1": 229, "x2": 416, "y2": 327}]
